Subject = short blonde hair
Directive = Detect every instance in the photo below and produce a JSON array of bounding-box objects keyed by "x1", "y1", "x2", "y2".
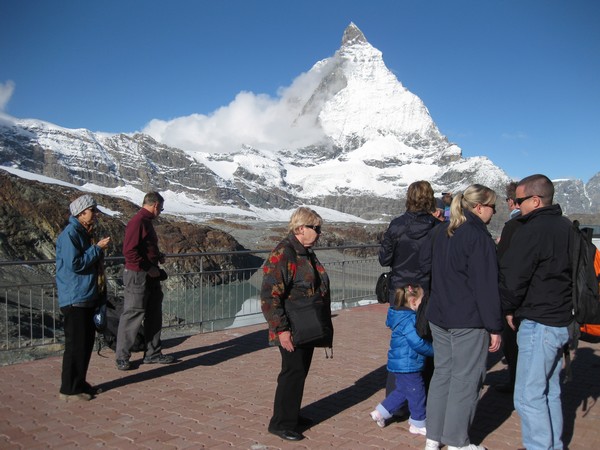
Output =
[{"x1": 288, "y1": 207, "x2": 323, "y2": 234}]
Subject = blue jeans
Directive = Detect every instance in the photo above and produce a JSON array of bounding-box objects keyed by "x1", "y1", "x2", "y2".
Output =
[
  {"x1": 514, "y1": 320, "x2": 569, "y2": 450},
  {"x1": 378, "y1": 372, "x2": 427, "y2": 428}
]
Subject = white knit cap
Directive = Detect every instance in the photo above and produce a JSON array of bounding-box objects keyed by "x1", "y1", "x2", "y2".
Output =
[{"x1": 69, "y1": 194, "x2": 97, "y2": 217}]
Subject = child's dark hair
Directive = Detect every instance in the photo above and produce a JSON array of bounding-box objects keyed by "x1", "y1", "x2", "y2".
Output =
[{"x1": 393, "y1": 285, "x2": 424, "y2": 309}]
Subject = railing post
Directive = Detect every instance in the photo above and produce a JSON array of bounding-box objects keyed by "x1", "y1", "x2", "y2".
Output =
[
  {"x1": 342, "y1": 260, "x2": 346, "y2": 308},
  {"x1": 199, "y1": 257, "x2": 203, "y2": 325}
]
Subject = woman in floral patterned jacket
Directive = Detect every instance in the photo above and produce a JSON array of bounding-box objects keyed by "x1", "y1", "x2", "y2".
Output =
[{"x1": 261, "y1": 206, "x2": 333, "y2": 441}]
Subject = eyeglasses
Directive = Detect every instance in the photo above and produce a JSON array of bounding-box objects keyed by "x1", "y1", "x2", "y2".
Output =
[
  {"x1": 304, "y1": 225, "x2": 322, "y2": 234},
  {"x1": 515, "y1": 195, "x2": 543, "y2": 206},
  {"x1": 482, "y1": 204, "x2": 496, "y2": 213}
]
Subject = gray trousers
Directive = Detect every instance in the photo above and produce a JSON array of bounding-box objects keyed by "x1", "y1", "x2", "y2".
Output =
[
  {"x1": 116, "y1": 269, "x2": 164, "y2": 361},
  {"x1": 426, "y1": 323, "x2": 488, "y2": 447}
]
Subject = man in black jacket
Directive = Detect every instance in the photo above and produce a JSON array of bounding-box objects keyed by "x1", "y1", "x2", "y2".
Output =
[{"x1": 498, "y1": 174, "x2": 573, "y2": 450}]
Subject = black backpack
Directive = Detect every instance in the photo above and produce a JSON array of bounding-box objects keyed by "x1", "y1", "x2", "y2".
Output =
[
  {"x1": 571, "y1": 220, "x2": 600, "y2": 325},
  {"x1": 96, "y1": 295, "x2": 145, "y2": 355}
]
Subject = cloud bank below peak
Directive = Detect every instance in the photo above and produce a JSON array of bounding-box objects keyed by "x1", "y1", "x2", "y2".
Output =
[{"x1": 141, "y1": 67, "x2": 331, "y2": 155}]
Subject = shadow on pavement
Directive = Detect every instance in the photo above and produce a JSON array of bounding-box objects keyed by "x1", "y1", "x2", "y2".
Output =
[
  {"x1": 95, "y1": 329, "x2": 268, "y2": 392},
  {"x1": 301, "y1": 364, "x2": 388, "y2": 423}
]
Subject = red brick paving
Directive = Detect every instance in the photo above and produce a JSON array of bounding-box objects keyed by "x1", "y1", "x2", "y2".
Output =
[{"x1": 1, "y1": 303, "x2": 599, "y2": 449}]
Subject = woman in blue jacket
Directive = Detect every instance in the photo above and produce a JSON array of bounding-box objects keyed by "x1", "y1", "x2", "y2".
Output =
[
  {"x1": 56, "y1": 195, "x2": 110, "y2": 402},
  {"x1": 420, "y1": 184, "x2": 503, "y2": 450}
]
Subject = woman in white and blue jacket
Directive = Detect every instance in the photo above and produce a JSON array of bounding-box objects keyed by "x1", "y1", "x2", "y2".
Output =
[
  {"x1": 370, "y1": 286, "x2": 434, "y2": 435},
  {"x1": 56, "y1": 195, "x2": 110, "y2": 402}
]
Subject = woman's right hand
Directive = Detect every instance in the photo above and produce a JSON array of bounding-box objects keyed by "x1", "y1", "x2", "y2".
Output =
[
  {"x1": 97, "y1": 236, "x2": 111, "y2": 250},
  {"x1": 279, "y1": 331, "x2": 295, "y2": 352},
  {"x1": 489, "y1": 333, "x2": 502, "y2": 352}
]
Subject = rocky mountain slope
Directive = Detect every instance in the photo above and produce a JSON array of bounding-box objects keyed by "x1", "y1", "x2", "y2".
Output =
[{"x1": 0, "y1": 170, "x2": 262, "y2": 287}]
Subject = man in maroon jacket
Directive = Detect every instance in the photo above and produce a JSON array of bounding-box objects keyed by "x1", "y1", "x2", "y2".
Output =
[{"x1": 116, "y1": 192, "x2": 174, "y2": 370}]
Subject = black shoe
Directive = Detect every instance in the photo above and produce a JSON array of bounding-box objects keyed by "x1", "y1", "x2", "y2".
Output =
[
  {"x1": 116, "y1": 359, "x2": 131, "y2": 371},
  {"x1": 143, "y1": 353, "x2": 175, "y2": 364},
  {"x1": 494, "y1": 383, "x2": 514, "y2": 394},
  {"x1": 268, "y1": 428, "x2": 304, "y2": 441}
]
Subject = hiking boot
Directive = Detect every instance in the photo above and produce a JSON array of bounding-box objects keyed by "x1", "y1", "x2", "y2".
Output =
[
  {"x1": 59, "y1": 392, "x2": 92, "y2": 402},
  {"x1": 116, "y1": 359, "x2": 131, "y2": 371},
  {"x1": 142, "y1": 353, "x2": 174, "y2": 364}
]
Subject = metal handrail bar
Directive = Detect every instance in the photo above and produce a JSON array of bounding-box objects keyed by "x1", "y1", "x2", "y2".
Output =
[{"x1": 0, "y1": 244, "x2": 379, "y2": 268}]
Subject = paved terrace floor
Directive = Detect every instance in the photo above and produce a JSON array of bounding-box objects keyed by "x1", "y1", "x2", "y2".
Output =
[{"x1": 1, "y1": 303, "x2": 600, "y2": 450}]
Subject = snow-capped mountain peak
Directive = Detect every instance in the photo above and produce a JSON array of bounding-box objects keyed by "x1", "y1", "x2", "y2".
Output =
[{"x1": 294, "y1": 23, "x2": 444, "y2": 152}]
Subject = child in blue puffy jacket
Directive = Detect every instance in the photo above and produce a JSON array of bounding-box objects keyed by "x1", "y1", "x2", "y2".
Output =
[{"x1": 370, "y1": 285, "x2": 433, "y2": 436}]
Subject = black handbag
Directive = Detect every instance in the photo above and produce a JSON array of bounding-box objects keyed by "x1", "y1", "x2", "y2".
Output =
[
  {"x1": 286, "y1": 295, "x2": 333, "y2": 347},
  {"x1": 376, "y1": 272, "x2": 391, "y2": 303}
]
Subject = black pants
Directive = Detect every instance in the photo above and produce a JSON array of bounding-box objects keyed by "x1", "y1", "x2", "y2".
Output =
[
  {"x1": 60, "y1": 305, "x2": 96, "y2": 395},
  {"x1": 269, "y1": 346, "x2": 314, "y2": 431}
]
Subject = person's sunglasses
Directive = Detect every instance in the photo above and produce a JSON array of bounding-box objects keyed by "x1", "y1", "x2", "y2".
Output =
[
  {"x1": 484, "y1": 204, "x2": 496, "y2": 213},
  {"x1": 515, "y1": 195, "x2": 543, "y2": 206},
  {"x1": 304, "y1": 225, "x2": 322, "y2": 234}
]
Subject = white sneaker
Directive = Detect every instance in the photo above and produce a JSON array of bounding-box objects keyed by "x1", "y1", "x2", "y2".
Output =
[
  {"x1": 447, "y1": 445, "x2": 486, "y2": 450},
  {"x1": 425, "y1": 439, "x2": 440, "y2": 450},
  {"x1": 409, "y1": 424, "x2": 427, "y2": 435},
  {"x1": 370, "y1": 410, "x2": 386, "y2": 428}
]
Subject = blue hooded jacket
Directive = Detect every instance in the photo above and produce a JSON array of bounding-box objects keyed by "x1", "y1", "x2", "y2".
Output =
[
  {"x1": 55, "y1": 216, "x2": 103, "y2": 308},
  {"x1": 386, "y1": 306, "x2": 434, "y2": 373}
]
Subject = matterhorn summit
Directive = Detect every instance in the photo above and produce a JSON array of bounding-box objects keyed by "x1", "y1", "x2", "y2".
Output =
[{"x1": 303, "y1": 22, "x2": 445, "y2": 151}]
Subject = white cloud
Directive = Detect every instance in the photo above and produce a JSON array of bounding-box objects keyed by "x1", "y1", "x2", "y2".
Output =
[
  {"x1": 0, "y1": 80, "x2": 16, "y2": 111},
  {"x1": 142, "y1": 67, "x2": 330, "y2": 154}
]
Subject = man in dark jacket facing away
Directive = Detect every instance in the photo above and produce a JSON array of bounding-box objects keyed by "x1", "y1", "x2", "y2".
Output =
[
  {"x1": 498, "y1": 174, "x2": 573, "y2": 450},
  {"x1": 115, "y1": 192, "x2": 174, "y2": 370}
]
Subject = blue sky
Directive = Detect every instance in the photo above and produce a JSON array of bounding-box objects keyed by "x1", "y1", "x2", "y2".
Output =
[{"x1": 1, "y1": 0, "x2": 599, "y2": 182}]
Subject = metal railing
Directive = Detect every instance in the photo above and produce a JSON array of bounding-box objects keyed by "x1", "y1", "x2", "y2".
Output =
[{"x1": 0, "y1": 245, "x2": 382, "y2": 358}]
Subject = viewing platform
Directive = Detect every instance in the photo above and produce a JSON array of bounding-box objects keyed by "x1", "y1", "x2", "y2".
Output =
[{"x1": 1, "y1": 303, "x2": 599, "y2": 449}]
